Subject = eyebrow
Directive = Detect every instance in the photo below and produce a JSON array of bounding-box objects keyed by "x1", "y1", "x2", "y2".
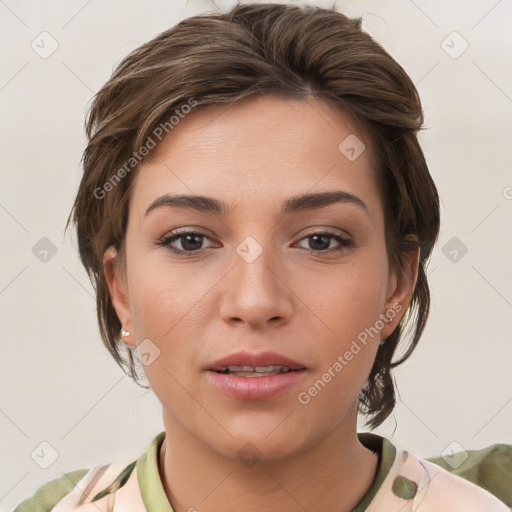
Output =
[{"x1": 144, "y1": 190, "x2": 368, "y2": 218}]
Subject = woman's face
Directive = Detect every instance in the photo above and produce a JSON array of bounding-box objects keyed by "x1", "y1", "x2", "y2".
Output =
[{"x1": 105, "y1": 95, "x2": 417, "y2": 461}]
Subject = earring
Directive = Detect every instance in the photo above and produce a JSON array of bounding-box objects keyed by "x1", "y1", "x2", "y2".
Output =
[{"x1": 121, "y1": 329, "x2": 131, "y2": 337}]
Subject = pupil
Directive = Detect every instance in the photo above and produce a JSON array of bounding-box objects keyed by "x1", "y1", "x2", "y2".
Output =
[
  {"x1": 183, "y1": 234, "x2": 202, "y2": 251},
  {"x1": 310, "y1": 234, "x2": 329, "y2": 250}
]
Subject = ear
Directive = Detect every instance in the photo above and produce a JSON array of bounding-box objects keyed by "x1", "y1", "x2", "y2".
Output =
[
  {"x1": 380, "y1": 244, "x2": 420, "y2": 340},
  {"x1": 103, "y1": 245, "x2": 136, "y2": 347}
]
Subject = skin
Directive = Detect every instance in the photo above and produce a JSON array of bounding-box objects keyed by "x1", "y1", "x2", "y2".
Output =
[{"x1": 104, "y1": 95, "x2": 419, "y2": 512}]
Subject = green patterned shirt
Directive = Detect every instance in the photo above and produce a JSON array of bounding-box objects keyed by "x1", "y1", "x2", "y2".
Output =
[{"x1": 14, "y1": 431, "x2": 512, "y2": 511}]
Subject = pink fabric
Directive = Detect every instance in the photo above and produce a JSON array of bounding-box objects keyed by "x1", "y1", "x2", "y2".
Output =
[{"x1": 51, "y1": 446, "x2": 510, "y2": 511}]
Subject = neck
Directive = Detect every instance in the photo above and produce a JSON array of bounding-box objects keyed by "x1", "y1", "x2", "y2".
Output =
[{"x1": 158, "y1": 406, "x2": 379, "y2": 512}]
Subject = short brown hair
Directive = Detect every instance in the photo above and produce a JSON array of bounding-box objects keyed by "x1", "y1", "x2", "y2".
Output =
[{"x1": 65, "y1": 2, "x2": 440, "y2": 429}]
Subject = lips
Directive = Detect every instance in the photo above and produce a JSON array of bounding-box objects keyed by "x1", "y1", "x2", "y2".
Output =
[
  {"x1": 205, "y1": 351, "x2": 308, "y2": 400},
  {"x1": 206, "y1": 350, "x2": 307, "y2": 373}
]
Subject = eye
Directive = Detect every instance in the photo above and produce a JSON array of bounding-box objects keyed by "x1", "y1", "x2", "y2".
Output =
[
  {"x1": 156, "y1": 229, "x2": 355, "y2": 256},
  {"x1": 156, "y1": 230, "x2": 214, "y2": 255},
  {"x1": 295, "y1": 231, "x2": 354, "y2": 253}
]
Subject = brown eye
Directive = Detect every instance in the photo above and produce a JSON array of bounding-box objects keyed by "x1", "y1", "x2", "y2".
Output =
[
  {"x1": 296, "y1": 231, "x2": 354, "y2": 253},
  {"x1": 157, "y1": 231, "x2": 212, "y2": 254}
]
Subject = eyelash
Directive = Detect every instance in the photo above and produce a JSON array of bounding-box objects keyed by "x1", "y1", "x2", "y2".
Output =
[{"x1": 155, "y1": 229, "x2": 355, "y2": 256}]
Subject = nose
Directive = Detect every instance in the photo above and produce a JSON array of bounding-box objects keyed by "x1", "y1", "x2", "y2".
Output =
[{"x1": 218, "y1": 239, "x2": 293, "y2": 330}]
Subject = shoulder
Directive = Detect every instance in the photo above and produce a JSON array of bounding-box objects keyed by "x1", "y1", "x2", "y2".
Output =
[
  {"x1": 12, "y1": 432, "x2": 165, "y2": 512},
  {"x1": 419, "y1": 457, "x2": 511, "y2": 511},
  {"x1": 368, "y1": 435, "x2": 511, "y2": 511},
  {"x1": 12, "y1": 461, "x2": 137, "y2": 512},
  {"x1": 426, "y1": 442, "x2": 512, "y2": 507},
  {"x1": 12, "y1": 469, "x2": 89, "y2": 512}
]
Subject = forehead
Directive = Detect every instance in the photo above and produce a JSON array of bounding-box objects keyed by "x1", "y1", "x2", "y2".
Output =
[{"x1": 130, "y1": 95, "x2": 382, "y2": 222}]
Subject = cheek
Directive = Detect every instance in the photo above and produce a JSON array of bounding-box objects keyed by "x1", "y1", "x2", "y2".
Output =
[
  {"x1": 295, "y1": 266, "x2": 386, "y2": 418},
  {"x1": 128, "y1": 252, "x2": 208, "y2": 338},
  {"x1": 302, "y1": 256, "x2": 390, "y2": 345},
  {"x1": 126, "y1": 253, "x2": 219, "y2": 396}
]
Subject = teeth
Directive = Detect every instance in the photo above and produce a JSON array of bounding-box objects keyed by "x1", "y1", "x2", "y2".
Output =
[
  {"x1": 222, "y1": 365, "x2": 291, "y2": 372},
  {"x1": 218, "y1": 365, "x2": 294, "y2": 375},
  {"x1": 255, "y1": 366, "x2": 276, "y2": 372}
]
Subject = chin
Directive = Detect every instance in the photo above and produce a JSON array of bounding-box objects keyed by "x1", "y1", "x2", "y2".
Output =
[{"x1": 206, "y1": 421, "x2": 311, "y2": 465}]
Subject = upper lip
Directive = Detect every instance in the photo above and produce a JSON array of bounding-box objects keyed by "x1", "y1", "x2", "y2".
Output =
[{"x1": 206, "y1": 350, "x2": 307, "y2": 371}]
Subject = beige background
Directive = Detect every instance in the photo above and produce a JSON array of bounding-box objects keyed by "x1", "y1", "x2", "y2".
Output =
[{"x1": 1, "y1": 0, "x2": 511, "y2": 509}]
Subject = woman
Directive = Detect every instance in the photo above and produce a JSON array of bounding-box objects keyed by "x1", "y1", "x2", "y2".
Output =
[{"x1": 14, "y1": 3, "x2": 510, "y2": 511}]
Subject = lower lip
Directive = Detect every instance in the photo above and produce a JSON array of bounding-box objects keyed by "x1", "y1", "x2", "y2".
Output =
[{"x1": 206, "y1": 370, "x2": 307, "y2": 400}]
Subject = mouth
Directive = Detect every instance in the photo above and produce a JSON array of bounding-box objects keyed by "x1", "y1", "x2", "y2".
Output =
[
  {"x1": 206, "y1": 350, "x2": 307, "y2": 373},
  {"x1": 213, "y1": 365, "x2": 304, "y2": 377},
  {"x1": 205, "y1": 351, "x2": 308, "y2": 400}
]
